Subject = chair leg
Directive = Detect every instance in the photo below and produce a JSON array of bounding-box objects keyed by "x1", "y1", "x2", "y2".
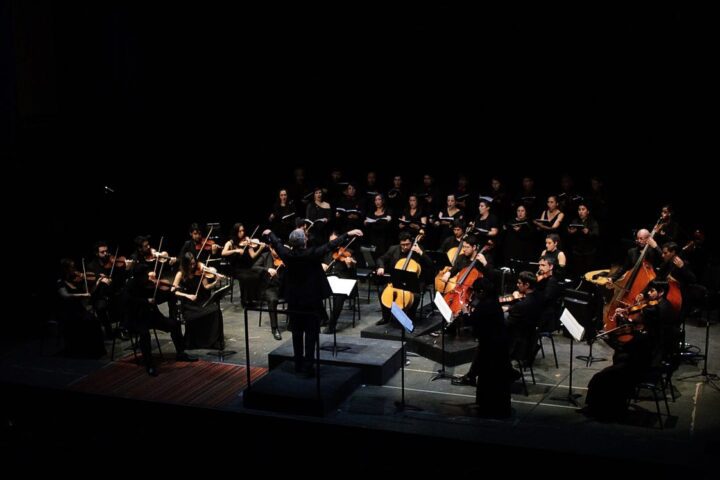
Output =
[
  {"x1": 538, "y1": 337, "x2": 546, "y2": 359},
  {"x1": 110, "y1": 336, "x2": 117, "y2": 361},
  {"x1": 519, "y1": 363, "x2": 529, "y2": 396},
  {"x1": 258, "y1": 304, "x2": 263, "y2": 327},
  {"x1": 548, "y1": 335, "x2": 558, "y2": 369},
  {"x1": 153, "y1": 329, "x2": 163, "y2": 358},
  {"x1": 529, "y1": 364, "x2": 536, "y2": 384},
  {"x1": 651, "y1": 388, "x2": 663, "y2": 429}
]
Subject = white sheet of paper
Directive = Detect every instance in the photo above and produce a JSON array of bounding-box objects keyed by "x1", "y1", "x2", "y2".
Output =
[
  {"x1": 433, "y1": 292, "x2": 453, "y2": 323},
  {"x1": 560, "y1": 308, "x2": 585, "y2": 342},
  {"x1": 326, "y1": 276, "x2": 357, "y2": 296},
  {"x1": 391, "y1": 302, "x2": 414, "y2": 333}
]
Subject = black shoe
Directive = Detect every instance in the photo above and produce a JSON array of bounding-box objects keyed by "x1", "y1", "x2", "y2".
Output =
[
  {"x1": 322, "y1": 326, "x2": 335, "y2": 335},
  {"x1": 451, "y1": 374, "x2": 476, "y2": 386},
  {"x1": 176, "y1": 352, "x2": 198, "y2": 362},
  {"x1": 146, "y1": 366, "x2": 158, "y2": 377},
  {"x1": 375, "y1": 318, "x2": 389, "y2": 326},
  {"x1": 115, "y1": 328, "x2": 130, "y2": 341},
  {"x1": 272, "y1": 328, "x2": 282, "y2": 341},
  {"x1": 508, "y1": 368, "x2": 522, "y2": 382}
]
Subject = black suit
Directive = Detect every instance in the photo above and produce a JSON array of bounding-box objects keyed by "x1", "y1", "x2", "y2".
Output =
[{"x1": 268, "y1": 232, "x2": 348, "y2": 371}]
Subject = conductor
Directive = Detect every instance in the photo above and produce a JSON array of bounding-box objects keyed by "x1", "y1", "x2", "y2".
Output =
[{"x1": 263, "y1": 227, "x2": 364, "y2": 376}]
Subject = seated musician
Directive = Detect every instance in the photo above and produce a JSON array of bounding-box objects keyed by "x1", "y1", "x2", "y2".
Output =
[
  {"x1": 504, "y1": 272, "x2": 543, "y2": 363},
  {"x1": 536, "y1": 254, "x2": 562, "y2": 332},
  {"x1": 375, "y1": 232, "x2": 433, "y2": 326},
  {"x1": 607, "y1": 228, "x2": 662, "y2": 285},
  {"x1": 222, "y1": 222, "x2": 264, "y2": 306},
  {"x1": 439, "y1": 220, "x2": 465, "y2": 254},
  {"x1": 173, "y1": 252, "x2": 224, "y2": 350},
  {"x1": 251, "y1": 245, "x2": 285, "y2": 340},
  {"x1": 131, "y1": 235, "x2": 178, "y2": 321},
  {"x1": 86, "y1": 241, "x2": 126, "y2": 339},
  {"x1": 321, "y1": 230, "x2": 358, "y2": 334},
  {"x1": 55, "y1": 258, "x2": 106, "y2": 358},
  {"x1": 583, "y1": 280, "x2": 674, "y2": 420},
  {"x1": 438, "y1": 235, "x2": 489, "y2": 334},
  {"x1": 179, "y1": 223, "x2": 221, "y2": 264},
  {"x1": 124, "y1": 263, "x2": 197, "y2": 376}
]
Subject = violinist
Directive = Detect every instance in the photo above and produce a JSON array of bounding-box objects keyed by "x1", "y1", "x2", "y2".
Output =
[
  {"x1": 222, "y1": 223, "x2": 264, "y2": 306},
  {"x1": 251, "y1": 245, "x2": 286, "y2": 340},
  {"x1": 607, "y1": 228, "x2": 662, "y2": 285},
  {"x1": 505, "y1": 272, "x2": 543, "y2": 363},
  {"x1": 584, "y1": 281, "x2": 674, "y2": 420},
  {"x1": 173, "y1": 252, "x2": 224, "y2": 350},
  {"x1": 535, "y1": 255, "x2": 562, "y2": 332},
  {"x1": 320, "y1": 230, "x2": 358, "y2": 334},
  {"x1": 124, "y1": 263, "x2": 197, "y2": 376},
  {"x1": 55, "y1": 259, "x2": 106, "y2": 358},
  {"x1": 130, "y1": 235, "x2": 178, "y2": 319},
  {"x1": 262, "y1": 226, "x2": 364, "y2": 377},
  {"x1": 374, "y1": 231, "x2": 433, "y2": 326},
  {"x1": 179, "y1": 223, "x2": 220, "y2": 264},
  {"x1": 657, "y1": 241, "x2": 697, "y2": 322},
  {"x1": 86, "y1": 241, "x2": 126, "y2": 339}
]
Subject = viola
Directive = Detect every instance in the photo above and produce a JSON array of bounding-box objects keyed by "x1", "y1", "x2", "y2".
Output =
[
  {"x1": 332, "y1": 246, "x2": 353, "y2": 261},
  {"x1": 72, "y1": 271, "x2": 97, "y2": 283},
  {"x1": 147, "y1": 275, "x2": 174, "y2": 292}
]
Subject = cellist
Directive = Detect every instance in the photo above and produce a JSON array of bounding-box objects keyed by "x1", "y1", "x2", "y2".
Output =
[{"x1": 375, "y1": 231, "x2": 433, "y2": 326}]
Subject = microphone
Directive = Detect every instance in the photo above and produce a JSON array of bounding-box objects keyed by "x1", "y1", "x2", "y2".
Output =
[{"x1": 104, "y1": 186, "x2": 115, "y2": 194}]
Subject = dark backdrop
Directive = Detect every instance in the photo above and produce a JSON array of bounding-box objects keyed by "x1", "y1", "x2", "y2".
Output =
[{"x1": 2, "y1": 3, "x2": 714, "y2": 316}]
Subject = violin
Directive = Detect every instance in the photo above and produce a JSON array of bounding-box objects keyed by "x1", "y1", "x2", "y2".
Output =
[
  {"x1": 270, "y1": 249, "x2": 285, "y2": 270},
  {"x1": 195, "y1": 238, "x2": 218, "y2": 251},
  {"x1": 72, "y1": 271, "x2": 97, "y2": 283},
  {"x1": 147, "y1": 275, "x2": 174, "y2": 291},
  {"x1": 240, "y1": 238, "x2": 266, "y2": 249},
  {"x1": 627, "y1": 299, "x2": 659, "y2": 315},
  {"x1": 201, "y1": 265, "x2": 227, "y2": 279},
  {"x1": 332, "y1": 246, "x2": 353, "y2": 261},
  {"x1": 102, "y1": 255, "x2": 127, "y2": 270}
]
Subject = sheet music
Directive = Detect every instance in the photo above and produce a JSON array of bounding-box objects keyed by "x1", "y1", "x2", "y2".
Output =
[
  {"x1": 391, "y1": 302, "x2": 414, "y2": 333},
  {"x1": 327, "y1": 276, "x2": 357, "y2": 296},
  {"x1": 281, "y1": 212, "x2": 296, "y2": 220},
  {"x1": 560, "y1": 308, "x2": 585, "y2": 342},
  {"x1": 433, "y1": 292, "x2": 453, "y2": 323},
  {"x1": 365, "y1": 216, "x2": 391, "y2": 224}
]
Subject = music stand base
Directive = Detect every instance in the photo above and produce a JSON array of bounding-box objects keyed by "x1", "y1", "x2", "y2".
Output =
[
  {"x1": 551, "y1": 392, "x2": 582, "y2": 407},
  {"x1": 430, "y1": 368, "x2": 454, "y2": 382},
  {"x1": 576, "y1": 355, "x2": 607, "y2": 367}
]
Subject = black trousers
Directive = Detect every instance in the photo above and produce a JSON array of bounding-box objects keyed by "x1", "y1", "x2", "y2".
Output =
[
  {"x1": 288, "y1": 301, "x2": 323, "y2": 369},
  {"x1": 261, "y1": 286, "x2": 280, "y2": 329},
  {"x1": 131, "y1": 305, "x2": 185, "y2": 367}
]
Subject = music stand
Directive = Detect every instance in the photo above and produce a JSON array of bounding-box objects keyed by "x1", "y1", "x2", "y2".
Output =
[
  {"x1": 391, "y1": 303, "x2": 421, "y2": 412},
  {"x1": 203, "y1": 285, "x2": 237, "y2": 360},
  {"x1": 551, "y1": 308, "x2": 585, "y2": 406},
  {"x1": 678, "y1": 290, "x2": 720, "y2": 390},
  {"x1": 564, "y1": 289, "x2": 607, "y2": 367},
  {"x1": 320, "y1": 277, "x2": 356, "y2": 356},
  {"x1": 430, "y1": 292, "x2": 454, "y2": 381}
]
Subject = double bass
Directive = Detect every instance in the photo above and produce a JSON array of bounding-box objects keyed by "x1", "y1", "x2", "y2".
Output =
[
  {"x1": 603, "y1": 218, "x2": 682, "y2": 345},
  {"x1": 381, "y1": 232, "x2": 424, "y2": 309}
]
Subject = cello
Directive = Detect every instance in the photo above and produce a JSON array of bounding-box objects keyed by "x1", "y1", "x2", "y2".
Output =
[
  {"x1": 443, "y1": 254, "x2": 483, "y2": 316},
  {"x1": 381, "y1": 232, "x2": 424, "y2": 309},
  {"x1": 603, "y1": 218, "x2": 682, "y2": 345},
  {"x1": 434, "y1": 222, "x2": 474, "y2": 293}
]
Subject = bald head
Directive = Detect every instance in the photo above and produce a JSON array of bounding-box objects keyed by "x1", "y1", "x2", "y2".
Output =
[{"x1": 636, "y1": 229, "x2": 651, "y2": 247}]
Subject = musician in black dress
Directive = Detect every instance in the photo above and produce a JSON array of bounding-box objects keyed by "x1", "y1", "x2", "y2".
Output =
[
  {"x1": 173, "y1": 252, "x2": 224, "y2": 350},
  {"x1": 222, "y1": 222, "x2": 264, "y2": 306},
  {"x1": 503, "y1": 205, "x2": 535, "y2": 265},
  {"x1": 55, "y1": 259, "x2": 106, "y2": 358},
  {"x1": 399, "y1": 194, "x2": 427, "y2": 235},
  {"x1": 251, "y1": 245, "x2": 286, "y2": 340},
  {"x1": 269, "y1": 189, "x2": 296, "y2": 241},
  {"x1": 434, "y1": 194, "x2": 464, "y2": 242},
  {"x1": 305, "y1": 187, "x2": 332, "y2": 243},
  {"x1": 566, "y1": 202, "x2": 600, "y2": 277},
  {"x1": 473, "y1": 198, "x2": 500, "y2": 263}
]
